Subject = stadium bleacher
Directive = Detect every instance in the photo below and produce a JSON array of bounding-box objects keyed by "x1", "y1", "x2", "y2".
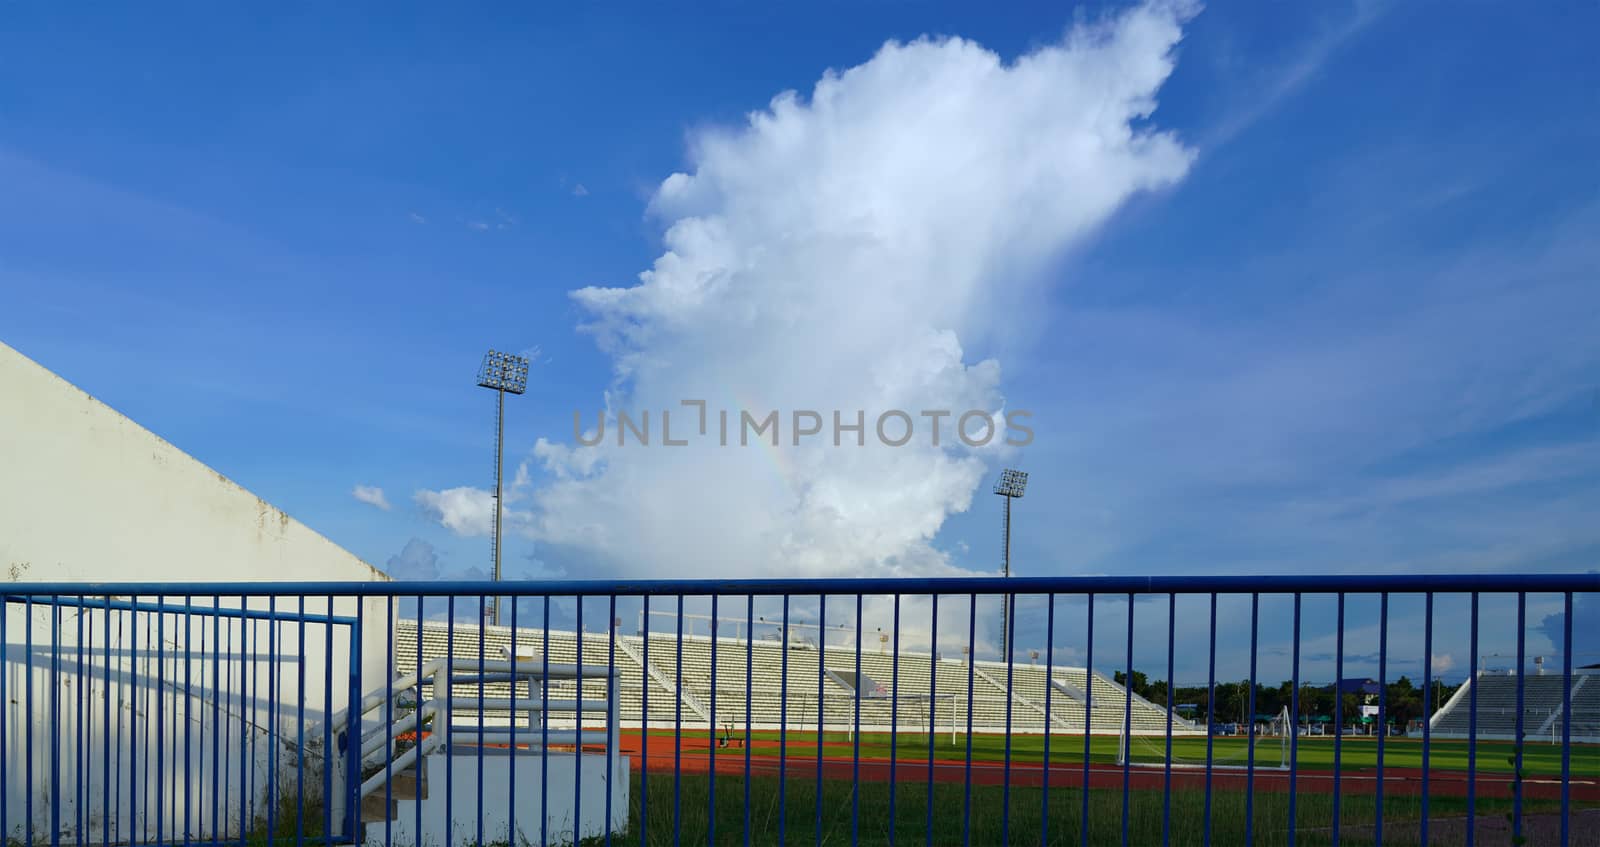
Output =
[
  {"x1": 1429, "y1": 669, "x2": 1600, "y2": 742},
  {"x1": 395, "y1": 620, "x2": 1199, "y2": 735}
]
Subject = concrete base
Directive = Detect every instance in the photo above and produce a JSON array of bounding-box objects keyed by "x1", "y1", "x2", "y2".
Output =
[{"x1": 364, "y1": 747, "x2": 629, "y2": 847}]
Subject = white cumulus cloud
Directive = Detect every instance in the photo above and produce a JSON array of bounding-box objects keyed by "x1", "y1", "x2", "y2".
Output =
[
  {"x1": 494, "y1": 3, "x2": 1198, "y2": 580},
  {"x1": 352, "y1": 484, "x2": 391, "y2": 511},
  {"x1": 414, "y1": 486, "x2": 497, "y2": 537}
]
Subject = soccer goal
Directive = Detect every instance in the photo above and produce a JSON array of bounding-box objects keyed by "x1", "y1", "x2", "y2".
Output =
[{"x1": 1118, "y1": 706, "x2": 1291, "y2": 770}]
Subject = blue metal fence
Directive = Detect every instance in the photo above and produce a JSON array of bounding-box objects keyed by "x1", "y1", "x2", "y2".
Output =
[{"x1": 1, "y1": 574, "x2": 1596, "y2": 846}]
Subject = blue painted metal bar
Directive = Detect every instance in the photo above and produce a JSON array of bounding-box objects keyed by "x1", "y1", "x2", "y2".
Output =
[
  {"x1": 1288, "y1": 592, "x2": 1301, "y2": 846},
  {"x1": 1163, "y1": 593, "x2": 1175, "y2": 847},
  {"x1": 1560, "y1": 591, "x2": 1572, "y2": 847},
  {"x1": 1375, "y1": 592, "x2": 1387, "y2": 846},
  {"x1": 1333, "y1": 592, "x2": 1343, "y2": 846},
  {"x1": 416, "y1": 598, "x2": 428, "y2": 845},
  {"x1": 477, "y1": 594, "x2": 487, "y2": 847},
  {"x1": 12, "y1": 572, "x2": 1599, "y2": 597},
  {"x1": 851, "y1": 593, "x2": 863, "y2": 846},
  {"x1": 75, "y1": 595, "x2": 85, "y2": 847},
  {"x1": 708, "y1": 594, "x2": 717, "y2": 847},
  {"x1": 578, "y1": 595, "x2": 587, "y2": 847},
  {"x1": 1467, "y1": 592, "x2": 1478, "y2": 846},
  {"x1": 50, "y1": 597, "x2": 61, "y2": 847},
  {"x1": 510, "y1": 596, "x2": 520, "y2": 847},
  {"x1": 780, "y1": 594, "x2": 790, "y2": 847},
  {"x1": 346, "y1": 600, "x2": 364, "y2": 845},
  {"x1": 815, "y1": 594, "x2": 826, "y2": 847},
  {"x1": 296, "y1": 596, "x2": 307, "y2": 847},
  {"x1": 607, "y1": 594, "x2": 617, "y2": 847},
  {"x1": 1203, "y1": 592, "x2": 1216, "y2": 847},
  {"x1": 212, "y1": 599, "x2": 222, "y2": 845},
  {"x1": 674, "y1": 593, "x2": 685, "y2": 847},
  {"x1": 1080, "y1": 593, "x2": 1094, "y2": 847},
  {"x1": 1, "y1": 595, "x2": 7, "y2": 847},
  {"x1": 962, "y1": 593, "x2": 977, "y2": 847},
  {"x1": 1421, "y1": 591, "x2": 1432, "y2": 846},
  {"x1": 182, "y1": 596, "x2": 192, "y2": 847},
  {"x1": 1043, "y1": 593, "x2": 1056, "y2": 847},
  {"x1": 1121, "y1": 592, "x2": 1133, "y2": 847},
  {"x1": 445, "y1": 596, "x2": 455, "y2": 847},
  {"x1": 390, "y1": 595, "x2": 400, "y2": 847},
  {"x1": 327, "y1": 597, "x2": 338, "y2": 847},
  {"x1": 104, "y1": 595, "x2": 114, "y2": 847},
  {"x1": 1514, "y1": 591, "x2": 1525, "y2": 844},
  {"x1": 888, "y1": 592, "x2": 900, "y2": 847},
  {"x1": 543, "y1": 595, "x2": 553, "y2": 847},
  {"x1": 266, "y1": 595, "x2": 277, "y2": 844},
  {"x1": 642, "y1": 594, "x2": 651, "y2": 847},
  {"x1": 926, "y1": 593, "x2": 937, "y2": 847},
  {"x1": 1245, "y1": 592, "x2": 1258, "y2": 847},
  {"x1": 1003, "y1": 592, "x2": 1016, "y2": 847},
  {"x1": 744, "y1": 594, "x2": 754, "y2": 847},
  {"x1": 155, "y1": 597, "x2": 164, "y2": 847}
]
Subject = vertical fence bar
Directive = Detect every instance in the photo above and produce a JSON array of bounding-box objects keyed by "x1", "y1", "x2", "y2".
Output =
[
  {"x1": 578, "y1": 596, "x2": 586, "y2": 847},
  {"x1": 1163, "y1": 593, "x2": 1175, "y2": 847},
  {"x1": 1203, "y1": 592, "x2": 1215, "y2": 847},
  {"x1": 543, "y1": 595, "x2": 552, "y2": 847},
  {"x1": 414, "y1": 597, "x2": 424, "y2": 847},
  {"x1": 1002, "y1": 590, "x2": 1016, "y2": 847},
  {"x1": 778, "y1": 595, "x2": 788, "y2": 847},
  {"x1": 926, "y1": 594, "x2": 937, "y2": 847},
  {"x1": 183, "y1": 597, "x2": 193, "y2": 847},
  {"x1": 1467, "y1": 592, "x2": 1478, "y2": 847},
  {"x1": 445, "y1": 596, "x2": 455, "y2": 847},
  {"x1": 510, "y1": 596, "x2": 519, "y2": 847},
  {"x1": 1513, "y1": 591, "x2": 1525, "y2": 844},
  {"x1": 1288, "y1": 592, "x2": 1301, "y2": 846},
  {"x1": 104, "y1": 595, "x2": 114, "y2": 847},
  {"x1": 1121, "y1": 593, "x2": 1134, "y2": 847},
  {"x1": 708, "y1": 595, "x2": 717, "y2": 847},
  {"x1": 1081, "y1": 593, "x2": 1094, "y2": 847},
  {"x1": 477, "y1": 594, "x2": 486, "y2": 847},
  {"x1": 391, "y1": 596, "x2": 401, "y2": 847},
  {"x1": 1560, "y1": 590, "x2": 1572, "y2": 847},
  {"x1": 1333, "y1": 592, "x2": 1344, "y2": 846},
  {"x1": 1245, "y1": 592, "x2": 1258, "y2": 847},
  {"x1": 642, "y1": 595, "x2": 650, "y2": 847},
  {"x1": 1375, "y1": 592, "x2": 1387, "y2": 846},
  {"x1": 347, "y1": 601, "x2": 365, "y2": 845},
  {"x1": 76, "y1": 595, "x2": 85, "y2": 847},
  {"x1": 325, "y1": 596, "x2": 336, "y2": 847},
  {"x1": 155, "y1": 597, "x2": 165, "y2": 847},
  {"x1": 962, "y1": 593, "x2": 977, "y2": 847},
  {"x1": 674, "y1": 594, "x2": 684, "y2": 847},
  {"x1": 816, "y1": 595, "x2": 826, "y2": 847},
  {"x1": 852, "y1": 593, "x2": 863, "y2": 846},
  {"x1": 51, "y1": 597, "x2": 61, "y2": 847},
  {"x1": 608, "y1": 594, "x2": 618, "y2": 847},
  {"x1": 744, "y1": 594, "x2": 754, "y2": 847},
  {"x1": 268, "y1": 595, "x2": 278, "y2": 845},
  {"x1": 2, "y1": 597, "x2": 7, "y2": 847},
  {"x1": 1421, "y1": 591, "x2": 1432, "y2": 846},
  {"x1": 889, "y1": 592, "x2": 901, "y2": 847},
  {"x1": 212, "y1": 599, "x2": 222, "y2": 845},
  {"x1": 295, "y1": 596, "x2": 306, "y2": 847},
  {"x1": 1043, "y1": 593, "x2": 1056, "y2": 847}
]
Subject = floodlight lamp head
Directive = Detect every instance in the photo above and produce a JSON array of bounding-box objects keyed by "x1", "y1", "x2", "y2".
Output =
[
  {"x1": 993, "y1": 468, "x2": 1029, "y2": 498},
  {"x1": 476, "y1": 349, "x2": 530, "y2": 395}
]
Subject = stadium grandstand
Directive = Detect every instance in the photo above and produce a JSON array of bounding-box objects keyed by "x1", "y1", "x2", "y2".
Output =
[
  {"x1": 1430, "y1": 666, "x2": 1600, "y2": 743},
  {"x1": 395, "y1": 619, "x2": 1200, "y2": 737}
]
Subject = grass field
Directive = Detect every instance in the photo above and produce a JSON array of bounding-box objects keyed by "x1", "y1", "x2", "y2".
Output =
[
  {"x1": 619, "y1": 770, "x2": 1594, "y2": 847},
  {"x1": 637, "y1": 727, "x2": 1600, "y2": 778}
]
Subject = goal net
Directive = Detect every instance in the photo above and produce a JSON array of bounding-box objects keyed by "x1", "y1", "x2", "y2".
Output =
[{"x1": 1118, "y1": 705, "x2": 1291, "y2": 770}]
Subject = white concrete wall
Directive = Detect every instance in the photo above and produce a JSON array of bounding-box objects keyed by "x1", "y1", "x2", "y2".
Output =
[{"x1": 0, "y1": 340, "x2": 391, "y2": 842}]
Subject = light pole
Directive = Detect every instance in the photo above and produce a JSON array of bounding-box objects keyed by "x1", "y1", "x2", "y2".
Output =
[
  {"x1": 476, "y1": 349, "x2": 529, "y2": 627},
  {"x1": 993, "y1": 468, "x2": 1028, "y2": 658}
]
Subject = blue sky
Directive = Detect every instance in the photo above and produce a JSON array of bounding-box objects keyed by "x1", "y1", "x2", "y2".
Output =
[{"x1": 2, "y1": 1, "x2": 1596, "y2": 679}]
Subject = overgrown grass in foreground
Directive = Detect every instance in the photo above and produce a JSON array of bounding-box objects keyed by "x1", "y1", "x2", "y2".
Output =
[{"x1": 620, "y1": 770, "x2": 1594, "y2": 847}]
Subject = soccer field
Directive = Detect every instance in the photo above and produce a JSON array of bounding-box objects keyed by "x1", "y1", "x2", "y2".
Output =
[{"x1": 633, "y1": 728, "x2": 1600, "y2": 778}]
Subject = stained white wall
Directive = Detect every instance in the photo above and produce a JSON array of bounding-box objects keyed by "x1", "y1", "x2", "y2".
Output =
[{"x1": 0, "y1": 340, "x2": 391, "y2": 842}]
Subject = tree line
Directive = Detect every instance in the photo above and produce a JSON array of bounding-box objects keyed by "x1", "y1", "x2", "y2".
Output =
[{"x1": 1112, "y1": 670, "x2": 1460, "y2": 728}]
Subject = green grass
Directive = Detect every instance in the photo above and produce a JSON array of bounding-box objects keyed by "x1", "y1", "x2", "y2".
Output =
[
  {"x1": 642, "y1": 727, "x2": 1600, "y2": 777},
  {"x1": 617, "y1": 770, "x2": 1591, "y2": 847}
]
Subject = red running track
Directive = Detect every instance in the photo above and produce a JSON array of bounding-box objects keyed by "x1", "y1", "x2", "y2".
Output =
[{"x1": 616, "y1": 733, "x2": 1600, "y2": 803}]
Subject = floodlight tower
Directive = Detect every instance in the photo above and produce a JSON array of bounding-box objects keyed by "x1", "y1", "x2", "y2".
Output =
[
  {"x1": 477, "y1": 349, "x2": 529, "y2": 627},
  {"x1": 993, "y1": 468, "x2": 1028, "y2": 657}
]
